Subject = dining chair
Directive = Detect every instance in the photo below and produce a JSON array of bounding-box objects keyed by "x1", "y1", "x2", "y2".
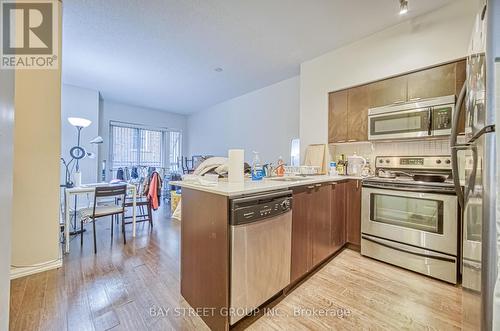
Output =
[
  {"x1": 123, "y1": 180, "x2": 153, "y2": 228},
  {"x1": 124, "y1": 196, "x2": 153, "y2": 228},
  {"x1": 79, "y1": 185, "x2": 127, "y2": 254}
]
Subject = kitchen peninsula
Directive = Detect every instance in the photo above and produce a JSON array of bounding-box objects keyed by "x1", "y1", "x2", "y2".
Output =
[{"x1": 170, "y1": 175, "x2": 362, "y2": 330}]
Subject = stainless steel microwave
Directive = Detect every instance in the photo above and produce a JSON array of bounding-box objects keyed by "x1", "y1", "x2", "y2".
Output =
[{"x1": 368, "y1": 95, "x2": 456, "y2": 141}]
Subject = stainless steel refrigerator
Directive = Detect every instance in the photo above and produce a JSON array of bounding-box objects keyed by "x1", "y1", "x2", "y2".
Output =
[{"x1": 451, "y1": 1, "x2": 497, "y2": 330}]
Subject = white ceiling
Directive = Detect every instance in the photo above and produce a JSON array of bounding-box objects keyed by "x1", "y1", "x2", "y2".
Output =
[{"x1": 62, "y1": 0, "x2": 454, "y2": 114}]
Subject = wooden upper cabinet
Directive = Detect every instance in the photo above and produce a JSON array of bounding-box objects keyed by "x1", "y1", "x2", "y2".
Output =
[
  {"x1": 407, "y1": 62, "x2": 457, "y2": 101},
  {"x1": 347, "y1": 85, "x2": 369, "y2": 142},
  {"x1": 367, "y1": 75, "x2": 407, "y2": 108},
  {"x1": 328, "y1": 90, "x2": 348, "y2": 143},
  {"x1": 328, "y1": 59, "x2": 467, "y2": 143}
]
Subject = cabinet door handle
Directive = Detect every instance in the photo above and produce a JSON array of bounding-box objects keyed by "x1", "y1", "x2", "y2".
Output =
[
  {"x1": 315, "y1": 184, "x2": 322, "y2": 187},
  {"x1": 347, "y1": 139, "x2": 357, "y2": 142},
  {"x1": 392, "y1": 100, "x2": 406, "y2": 105},
  {"x1": 356, "y1": 180, "x2": 359, "y2": 189},
  {"x1": 331, "y1": 182, "x2": 337, "y2": 186},
  {"x1": 336, "y1": 140, "x2": 346, "y2": 143},
  {"x1": 409, "y1": 97, "x2": 422, "y2": 102},
  {"x1": 307, "y1": 185, "x2": 315, "y2": 189}
]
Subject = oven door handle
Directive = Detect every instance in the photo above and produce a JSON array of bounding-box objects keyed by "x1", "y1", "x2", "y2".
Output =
[
  {"x1": 362, "y1": 234, "x2": 456, "y2": 263},
  {"x1": 362, "y1": 183, "x2": 455, "y2": 194}
]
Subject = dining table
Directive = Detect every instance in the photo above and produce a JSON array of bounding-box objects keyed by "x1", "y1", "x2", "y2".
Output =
[{"x1": 64, "y1": 182, "x2": 137, "y2": 253}]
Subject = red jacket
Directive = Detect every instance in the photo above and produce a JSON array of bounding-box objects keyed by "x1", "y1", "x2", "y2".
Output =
[{"x1": 148, "y1": 173, "x2": 160, "y2": 210}]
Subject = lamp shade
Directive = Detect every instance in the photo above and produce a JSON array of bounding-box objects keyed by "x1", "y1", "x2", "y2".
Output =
[
  {"x1": 90, "y1": 136, "x2": 104, "y2": 144},
  {"x1": 68, "y1": 117, "x2": 92, "y2": 128}
]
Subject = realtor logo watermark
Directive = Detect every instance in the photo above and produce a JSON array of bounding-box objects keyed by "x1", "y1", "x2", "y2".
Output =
[{"x1": 1, "y1": 0, "x2": 58, "y2": 69}]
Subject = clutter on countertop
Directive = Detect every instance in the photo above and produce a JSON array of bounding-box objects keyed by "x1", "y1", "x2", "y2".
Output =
[
  {"x1": 347, "y1": 154, "x2": 367, "y2": 177},
  {"x1": 251, "y1": 151, "x2": 264, "y2": 181},
  {"x1": 228, "y1": 149, "x2": 245, "y2": 183},
  {"x1": 304, "y1": 144, "x2": 329, "y2": 174},
  {"x1": 329, "y1": 162, "x2": 338, "y2": 176},
  {"x1": 276, "y1": 156, "x2": 285, "y2": 177}
]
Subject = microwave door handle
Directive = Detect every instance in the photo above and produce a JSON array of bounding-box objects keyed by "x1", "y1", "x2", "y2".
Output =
[
  {"x1": 427, "y1": 107, "x2": 433, "y2": 136},
  {"x1": 450, "y1": 82, "x2": 467, "y2": 209}
]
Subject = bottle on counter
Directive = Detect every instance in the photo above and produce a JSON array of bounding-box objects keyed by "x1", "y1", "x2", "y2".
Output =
[
  {"x1": 336, "y1": 154, "x2": 347, "y2": 176},
  {"x1": 276, "y1": 156, "x2": 285, "y2": 177},
  {"x1": 251, "y1": 151, "x2": 264, "y2": 181},
  {"x1": 329, "y1": 161, "x2": 338, "y2": 176}
]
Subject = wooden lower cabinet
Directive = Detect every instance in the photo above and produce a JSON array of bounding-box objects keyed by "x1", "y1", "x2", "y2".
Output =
[
  {"x1": 330, "y1": 181, "x2": 346, "y2": 253},
  {"x1": 311, "y1": 183, "x2": 333, "y2": 266},
  {"x1": 291, "y1": 180, "x2": 356, "y2": 283},
  {"x1": 290, "y1": 185, "x2": 313, "y2": 283},
  {"x1": 346, "y1": 180, "x2": 362, "y2": 248}
]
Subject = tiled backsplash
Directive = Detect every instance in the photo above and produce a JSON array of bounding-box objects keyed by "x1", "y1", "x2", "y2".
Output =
[{"x1": 329, "y1": 137, "x2": 466, "y2": 171}]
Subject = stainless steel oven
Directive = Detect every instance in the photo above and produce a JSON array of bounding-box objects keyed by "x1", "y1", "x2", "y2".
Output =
[
  {"x1": 368, "y1": 95, "x2": 455, "y2": 140},
  {"x1": 361, "y1": 155, "x2": 460, "y2": 284},
  {"x1": 361, "y1": 186, "x2": 459, "y2": 283},
  {"x1": 362, "y1": 186, "x2": 457, "y2": 254}
]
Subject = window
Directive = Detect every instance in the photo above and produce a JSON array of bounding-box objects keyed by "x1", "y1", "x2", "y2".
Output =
[
  {"x1": 169, "y1": 131, "x2": 182, "y2": 173},
  {"x1": 110, "y1": 122, "x2": 182, "y2": 172}
]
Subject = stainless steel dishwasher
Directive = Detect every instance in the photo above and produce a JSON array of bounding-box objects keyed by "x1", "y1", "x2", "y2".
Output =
[{"x1": 229, "y1": 190, "x2": 292, "y2": 325}]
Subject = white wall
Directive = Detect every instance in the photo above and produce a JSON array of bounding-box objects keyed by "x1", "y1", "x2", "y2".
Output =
[
  {"x1": 187, "y1": 76, "x2": 300, "y2": 164},
  {"x1": 0, "y1": 66, "x2": 14, "y2": 331},
  {"x1": 11, "y1": 1, "x2": 62, "y2": 274},
  {"x1": 98, "y1": 100, "x2": 187, "y2": 180},
  {"x1": 61, "y1": 84, "x2": 100, "y2": 185},
  {"x1": 299, "y1": 0, "x2": 478, "y2": 159}
]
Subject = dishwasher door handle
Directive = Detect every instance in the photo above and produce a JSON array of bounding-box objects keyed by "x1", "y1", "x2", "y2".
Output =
[{"x1": 230, "y1": 190, "x2": 293, "y2": 205}]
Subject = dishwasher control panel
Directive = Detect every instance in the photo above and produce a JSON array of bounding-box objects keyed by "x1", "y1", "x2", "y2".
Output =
[{"x1": 230, "y1": 190, "x2": 292, "y2": 226}]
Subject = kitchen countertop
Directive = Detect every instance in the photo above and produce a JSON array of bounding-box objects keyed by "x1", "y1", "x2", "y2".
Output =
[{"x1": 169, "y1": 175, "x2": 363, "y2": 197}]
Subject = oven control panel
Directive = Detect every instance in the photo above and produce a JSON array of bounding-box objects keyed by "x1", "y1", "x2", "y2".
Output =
[{"x1": 375, "y1": 156, "x2": 452, "y2": 170}]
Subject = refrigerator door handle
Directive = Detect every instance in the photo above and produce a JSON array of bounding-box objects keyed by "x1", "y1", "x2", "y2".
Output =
[
  {"x1": 468, "y1": 145, "x2": 478, "y2": 197},
  {"x1": 450, "y1": 82, "x2": 467, "y2": 209}
]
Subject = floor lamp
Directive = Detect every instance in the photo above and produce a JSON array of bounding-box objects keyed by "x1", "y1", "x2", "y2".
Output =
[{"x1": 61, "y1": 117, "x2": 103, "y2": 235}]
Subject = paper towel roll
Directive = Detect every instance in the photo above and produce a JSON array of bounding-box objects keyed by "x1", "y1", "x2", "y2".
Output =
[
  {"x1": 228, "y1": 149, "x2": 244, "y2": 183},
  {"x1": 73, "y1": 171, "x2": 82, "y2": 187}
]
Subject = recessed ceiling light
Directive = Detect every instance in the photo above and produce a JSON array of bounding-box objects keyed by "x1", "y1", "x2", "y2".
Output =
[
  {"x1": 399, "y1": 0, "x2": 408, "y2": 15},
  {"x1": 214, "y1": 67, "x2": 223, "y2": 72}
]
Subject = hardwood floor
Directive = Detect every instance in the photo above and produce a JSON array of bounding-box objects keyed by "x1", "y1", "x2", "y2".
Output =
[
  {"x1": 9, "y1": 206, "x2": 209, "y2": 331},
  {"x1": 10, "y1": 207, "x2": 462, "y2": 331},
  {"x1": 249, "y1": 250, "x2": 462, "y2": 330}
]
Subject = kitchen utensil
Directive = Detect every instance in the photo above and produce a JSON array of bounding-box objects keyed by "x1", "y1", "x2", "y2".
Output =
[{"x1": 378, "y1": 169, "x2": 449, "y2": 182}]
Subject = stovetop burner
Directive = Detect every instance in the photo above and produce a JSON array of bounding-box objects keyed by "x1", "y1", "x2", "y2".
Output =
[
  {"x1": 363, "y1": 155, "x2": 456, "y2": 192},
  {"x1": 364, "y1": 175, "x2": 455, "y2": 187}
]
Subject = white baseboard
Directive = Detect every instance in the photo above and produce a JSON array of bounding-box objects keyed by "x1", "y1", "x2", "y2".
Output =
[{"x1": 10, "y1": 258, "x2": 62, "y2": 280}]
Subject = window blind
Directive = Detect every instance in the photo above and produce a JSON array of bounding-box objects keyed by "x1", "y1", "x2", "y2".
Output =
[{"x1": 109, "y1": 122, "x2": 182, "y2": 172}]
